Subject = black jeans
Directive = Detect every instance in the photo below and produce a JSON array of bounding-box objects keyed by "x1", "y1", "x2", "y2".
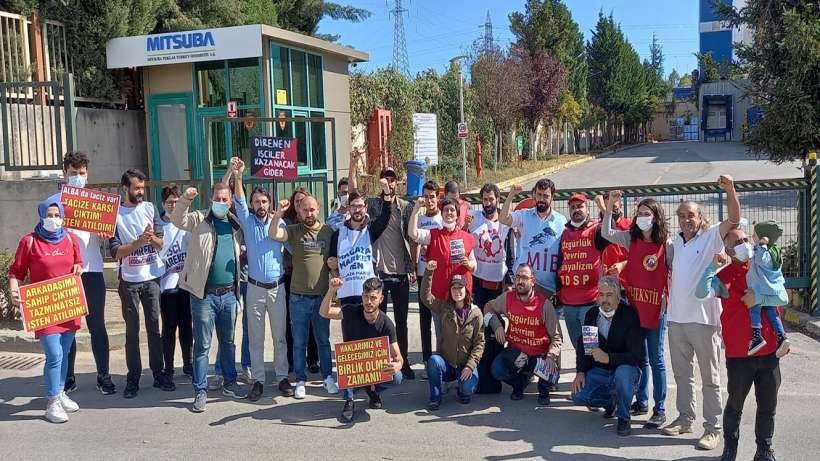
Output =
[
  {"x1": 724, "y1": 354, "x2": 781, "y2": 450},
  {"x1": 473, "y1": 276, "x2": 504, "y2": 310},
  {"x1": 118, "y1": 278, "x2": 163, "y2": 385},
  {"x1": 419, "y1": 296, "x2": 436, "y2": 363},
  {"x1": 284, "y1": 273, "x2": 318, "y2": 368},
  {"x1": 160, "y1": 289, "x2": 193, "y2": 374},
  {"x1": 66, "y1": 272, "x2": 110, "y2": 380},
  {"x1": 378, "y1": 272, "x2": 410, "y2": 369}
]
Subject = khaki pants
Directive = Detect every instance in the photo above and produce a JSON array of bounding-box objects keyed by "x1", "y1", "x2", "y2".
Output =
[
  {"x1": 668, "y1": 321, "x2": 723, "y2": 431},
  {"x1": 247, "y1": 283, "x2": 288, "y2": 384}
]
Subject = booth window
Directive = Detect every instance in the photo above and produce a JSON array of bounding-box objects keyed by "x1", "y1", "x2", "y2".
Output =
[
  {"x1": 308, "y1": 54, "x2": 323, "y2": 108},
  {"x1": 229, "y1": 58, "x2": 261, "y2": 106},
  {"x1": 196, "y1": 61, "x2": 226, "y2": 107}
]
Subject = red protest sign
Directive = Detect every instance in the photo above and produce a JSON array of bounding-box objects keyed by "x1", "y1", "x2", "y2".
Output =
[
  {"x1": 334, "y1": 336, "x2": 392, "y2": 389},
  {"x1": 250, "y1": 136, "x2": 298, "y2": 180},
  {"x1": 20, "y1": 274, "x2": 88, "y2": 333},
  {"x1": 60, "y1": 186, "x2": 120, "y2": 236}
]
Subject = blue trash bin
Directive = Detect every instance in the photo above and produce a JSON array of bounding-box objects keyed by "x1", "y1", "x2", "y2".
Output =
[{"x1": 404, "y1": 160, "x2": 428, "y2": 198}]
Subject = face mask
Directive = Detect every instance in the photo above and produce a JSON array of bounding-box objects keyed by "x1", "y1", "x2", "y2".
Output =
[
  {"x1": 599, "y1": 306, "x2": 615, "y2": 319},
  {"x1": 211, "y1": 202, "x2": 230, "y2": 219},
  {"x1": 636, "y1": 216, "x2": 653, "y2": 231},
  {"x1": 66, "y1": 175, "x2": 87, "y2": 188},
  {"x1": 733, "y1": 242, "x2": 753, "y2": 262},
  {"x1": 43, "y1": 217, "x2": 63, "y2": 232},
  {"x1": 338, "y1": 194, "x2": 349, "y2": 207},
  {"x1": 443, "y1": 221, "x2": 457, "y2": 231},
  {"x1": 570, "y1": 218, "x2": 587, "y2": 228}
]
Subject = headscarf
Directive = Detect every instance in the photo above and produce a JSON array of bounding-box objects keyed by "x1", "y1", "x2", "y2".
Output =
[{"x1": 34, "y1": 198, "x2": 67, "y2": 244}]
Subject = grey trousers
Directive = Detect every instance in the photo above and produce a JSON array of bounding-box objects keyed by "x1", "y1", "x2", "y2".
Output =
[
  {"x1": 668, "y1": 321, "x2": 723, "y2": 431},
  {"x1": 246, "y1": 283, "x2": 288, "y2": 384}
]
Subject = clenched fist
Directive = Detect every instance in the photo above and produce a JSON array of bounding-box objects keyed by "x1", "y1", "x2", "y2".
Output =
[
  {"x1": 329, "y1": 277, "x2": 343, "y2": 291},
  {"x1": 426, "y1": 260, "x2": 438, "y2": 271},
  {"x1": 184, "y1": 187, "x2": 198, "y2": 200}
]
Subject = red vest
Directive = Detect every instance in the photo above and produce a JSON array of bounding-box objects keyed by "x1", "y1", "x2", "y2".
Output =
[
  {"x1": 602, "y1": 217, "x2": 631, "y2": 284},
  {"x1": 426, "y1": 228, "x2": 475, "y2": 299},
  {"x1": 718, "y1": 262, "x2": 780, "y2": 358},
  {"x1": 506, "y1": 291, "x2": 550, "y2": 357},
  {"x1": 623, "y1": 239, "x2": 669, "y2": 329},
  {"x1": 558, "y1": 221, "x2": 603, "y2": 305}
]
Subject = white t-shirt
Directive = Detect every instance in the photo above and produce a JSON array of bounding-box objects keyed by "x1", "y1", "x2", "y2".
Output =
[
  {"x1": 159, "y1": 220, "x2": 190, "y2": 291},
  {"x1": 337, "y1": 225, "x2": 376, "y2": 299},
  {"x1": 416, "y1": 212, "x2": 443, "y2": 275},
  {"x1": 668, "y1": 224, "x2": 724, "y2": 326},
  {"x1": 116, "y1": 201, "x2": 165, "y2": 282},
  {"x1": 469, "y1": 210, "x2": 510, "y2": 282},
  {"x1": 511, "y1": 208, "x2": 567, "y2": 293}
]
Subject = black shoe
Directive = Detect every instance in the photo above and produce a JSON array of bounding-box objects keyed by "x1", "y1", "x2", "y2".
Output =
[
  {"x1": 752, "y1": 446, "x2": 776, "y2": 461},
  {"x1": 537, "y1": 392, "x2": 550, "y2": 406},
  {"x1": 308, "y1": 363, "x2": 321, "y2": 374},
  {"x1": 427, "y1": 399, "x2": 441, "y2": 411},
  {"x1": 510, "y1": 390, "x2": 524, "y2": 401},
  {"x1": 644, "y1": 411, "x2": 667, "y2": 429},
  {"x1": 748, "y1": 328, "x2": 767, "y2": 356},
  {"x1": 720, "y1": 439, "x2": 738, "y2": 461},
  {"x1": 603, "y1": 405, "x2": 615, "y2": 419},
  {"x1": 630, "y1": 401, "x2": 649, "y2": 416},
  {"x1": 96, "y1": 374, "x2": 117, "y2": 395},
  {"x1": 617, "y1": 418, "x2": 632, "y2": 436},
  {"x1": 154, "y1": 374, "x2": 175, "y2": 392},
  {"x1": 366, "y1": 388, "x2": 383, "y2": 409},
  {"x1": 182, "y1": 365, "x2": 193, "y2": 379},
  {"x1": 459, "y1": 393, "x2": 471, "y2": 404},
  {"x1": 402, "y1": 367, "x2": 416, "y2": 380},
  {"x1": 278, "y1": 378, "x2": 295, "y2": 397},
  {"x1": 341, "y1": 399, "x2": 355, "y2": 423},
  {"x1": 123, "y1": 383, "x2": 139, "y2": 399},
  {"x1": 248, "y1": 382, "x2": 263, "y2": 402},
  {"x1": 64, "y1": 376, "x2": 77, "y2": 394}
]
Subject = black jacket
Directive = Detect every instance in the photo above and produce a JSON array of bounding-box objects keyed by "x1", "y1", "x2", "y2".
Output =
[{"x1": 575, "y1": 301, "x2": 643, "y2": 373}]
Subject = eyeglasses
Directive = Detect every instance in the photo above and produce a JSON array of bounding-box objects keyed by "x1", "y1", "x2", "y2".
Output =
[
  {"x1": 350, "y1": 203, "x2": 366, "y2": 210},
  {"x1": 514, "y1": 275, "x2": 532, "y2": 281}
]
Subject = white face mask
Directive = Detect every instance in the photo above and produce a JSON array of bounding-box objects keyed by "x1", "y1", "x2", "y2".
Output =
[
  {"x1": 733, "y1": 242, "x2": 753, "y2": 262},
  {"x1": 443, "y1": 221, "x2": 457, "y2": 231},
  {"x1": 66, "y1": 175, "x2": 87, "y2": 188},
  {"x1": 636, "y1": 216, "x2": 653, "y2": 231},
  {"x1": 211, "y1": 202, "x2": 230, "y2": 219},
  {"x1": 338, "y1": 194, "x2": 349, "y2": 207},
  {"x1": 598, "y1": 306, "x2": 615, "y2": 319},
  {"x1": 570, "y1": 219, "x2": 586, "y2": 228},
  {"x1": 43, "y1": 217, "x2": 63, "y2": 232}
]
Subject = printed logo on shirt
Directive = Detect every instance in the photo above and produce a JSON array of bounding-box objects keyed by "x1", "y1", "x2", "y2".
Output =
[
  {"x1": 476, "y1": 228, "x2": 503, "y2": 259},
  {"x1": 163, "y1": 239, "x2": 187, "y2": 274},
  {"x1": 301, "y1": 238, "x2": 325, "y2": 253},
  {"x1": 43, "y1": 249, "x2": 67, "y2": 257},
  {"x1": 126, "y1": 243, "x2": 158, "y2": 267},
  {"x1": 643, "y1": 254, "x2": 659, "y2": 271},
  {"x1": 339, "y1": 246, "x2": 373, "y2": 281},
  {"x1": 528, "y1": 226, "x2": 557, "y2": 247}
]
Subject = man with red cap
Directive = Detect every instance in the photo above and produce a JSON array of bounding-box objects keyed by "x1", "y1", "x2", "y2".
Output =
[{"x1": 557, "y1": 192, "x2": 612, "y2": 351}]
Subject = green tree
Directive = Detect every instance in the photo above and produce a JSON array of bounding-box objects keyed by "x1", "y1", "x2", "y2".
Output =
[
  {"x1": 678, "y1": 72, "x2": 692, "y2": 88},
  {"x1": 667, "y1": 69, "x2": 680, "y2": 88}
]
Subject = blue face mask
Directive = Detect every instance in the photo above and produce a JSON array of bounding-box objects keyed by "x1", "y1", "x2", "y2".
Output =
[
  {"x1": 211, "y1": 201, "x2": 230, "y2": 219},
  {"x1": 66, "y1": 175, "x2": 87, "y2": 188}
]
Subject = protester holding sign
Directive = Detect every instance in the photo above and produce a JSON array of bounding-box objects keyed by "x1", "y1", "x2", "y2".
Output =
[
  {"x1": 158, "y1": 185, "x2": 192, "y2": 383},
  {"x1": 319, "y1": 277, "x2": 404, "y2": 423},
  {"x1": 420, "y1": 260, "x2": 485, "y2": 410},
  {"x1": 8, "y1": 198, "x2": 84, "y2": 423}
]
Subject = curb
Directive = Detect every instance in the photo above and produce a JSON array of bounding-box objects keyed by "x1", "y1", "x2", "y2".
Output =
[
  {"x1": 781, "y1": 306, "x2": 820, "y2": 341},
  {"x1": 0, "y1": 328, "x2": 126, "y2": 354}
]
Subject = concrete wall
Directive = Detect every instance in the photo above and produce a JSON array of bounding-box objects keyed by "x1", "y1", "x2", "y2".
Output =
[
  {"x1": 0, "y1": 179, "x2": 60, "y2": 251},
  {"x1": 323, "y1": 54, "x2": 352, "y2": 196},
  {"x1": 651, "y1": 100, "x2": 699, "y2": 141},
  {"x1": 76, "y1": 108, "x2": 148, "y2": 183}
]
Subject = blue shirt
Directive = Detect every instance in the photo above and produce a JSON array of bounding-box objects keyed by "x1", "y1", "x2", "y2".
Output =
[
  {"x1": 510, "y1": 208, "x2": 567, "y2": 293},
  {"x1": 234, "y1": 196, "x2": 285, "y2": 283}
]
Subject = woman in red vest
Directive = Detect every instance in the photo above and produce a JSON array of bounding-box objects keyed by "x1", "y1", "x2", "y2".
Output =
[
  {"x1": 409, "y1": 197, "x2": 476, "y2": 300},
  {"x1": 8, "y1": 199, "x2": 83, "y2": 424},
  {"x1": 602, "y1": 190, "x2": 673, "y2": 430}
]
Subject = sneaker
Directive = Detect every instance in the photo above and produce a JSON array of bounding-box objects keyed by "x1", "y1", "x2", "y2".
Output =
[
  {"x1": 294, "y1": 381, "x2": 306, "y2": 399},
  {"x1": 222, "y1": 382, "x2": 248, "y2": 399},
  {"x1": 123, "y1": 383, "x2": 139, "y2": 399},
  {"x1": 510, "y1": 390, "x2": 524, "y2": 401},
  {"x1": 248, "y1": 382, "x2": 263, "y2": 402},
  {"x1": 427, "y1": 399, "x2": 441, "y2": 411},
  {"x1": 630, "y1": 401, "x2": 649, "y2": 416},
  {"x1": 748, "y1": 330, "x2": 768, "y2": 356},
  {"x1": 308, "y1": 363, "x2": 321, "y2": 374},
  {"x1": 644, "y1": 411, "x2": 667, "y2": 429},
  {"x1": 96, "y1": 374, "x2": 116, "y2": 395},
  {"x1": 58, "y1": 392, "x2": 79, "y2": 413},
  {"x1": 341, "y1": 399, "x2": 355, "y2": 423},
  {"x1": 192, "y1": 391, "x2": 207, "y2": 413},
  {"x1": 459, "y1": 393, "x2": 471, "y2": 405},
  {"x1": 207, "y1": 375, "x2": 224, "y2": 391},
  {"x1": 63, "y1": 376, "x2": 77, "y2": 394},
  {"x1": 153, "y1": 374, "x2": 176, "y2": 392},
  {"x1": 752, "y1": 446, "x2": 777, "y2": 461},
  {"x1": 720, "y1": 440, "x2": 739, "y2": 461},
  {"x1": 278, "y1": 378, "x2": 295, "y2": 397},
  {"x1": 775, "y1": 337, "x2": 791, "y2": 358},
  {"x1": 402, "y1": 367, "x2": 416, "y2": 380},
  {"x1": 238, "y1": 367, "x2": 253, "y2": 385},
  {"x1": 366, "y1": 388, "x2": 382, "y2": 409},
  {"x1": 323, "y1": 376, "x2": 339, "y2": 395},
  {"x1": 603, "y1": 405, "x2": 615, "y2": 419},
  {"x1": 45, "y1": 399, "x2": 68, "y2": 423},
  {"x1": 617, "y1": 418, "x2": 632, "y2": 436},
  {"x1": 662, "y1": 417, "x2": 693, "y2": 436},
  {"x1": 696, "y1": 430, "x2": 721, "y2": 450},
  {"x1": 537, "y1": 392, "x2": 550, "y2": 406}
]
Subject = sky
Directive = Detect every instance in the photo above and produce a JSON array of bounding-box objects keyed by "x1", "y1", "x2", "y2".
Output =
[{"x1": 319, "y1": 0, "x2": 700, "y2": 79}]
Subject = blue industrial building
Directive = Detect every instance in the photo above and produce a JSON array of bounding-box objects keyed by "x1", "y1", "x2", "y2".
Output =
[{"x1": 699, "y1": 0, "x2": 736, "y2": 65}]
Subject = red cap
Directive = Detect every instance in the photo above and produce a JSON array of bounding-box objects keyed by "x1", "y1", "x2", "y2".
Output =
[{"x1": 568, "y1": 192, "x2": 588, "y2": 204}]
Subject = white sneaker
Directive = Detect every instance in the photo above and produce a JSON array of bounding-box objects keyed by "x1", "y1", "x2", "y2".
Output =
[
  {"x1": 58, "y1": 392, "x2": 79, "y2": 413},
  {"x1": 294, "y1": 381, "x2": 306, "y2": 399},
  {"x1": 46, "y1": 399, "x2": 68, "y2": 423},
  {"x1": 238, "y1": 367, "x2": 253, "y2": 385},
  {"x1": 323, "y1": 376, "x2": 339, "y2": 395}
]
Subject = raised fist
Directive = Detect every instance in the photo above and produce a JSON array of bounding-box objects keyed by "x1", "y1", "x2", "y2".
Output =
[
  {"x1": 415, "y1": 197, "x2": 426, "y2": 209},
  {"x1": 380, "y1": 178, "x2": 390, "y2": 194},
  {"x1": 717, "y1": 175, "x2": 734, "y2": 191},
  {"x1": 184, "y1": 187, "x2": 198, "y2": 200},
  {"x1": 426, "y1": 260, "x2": 438, "y2": 271},
  {"x1": 277, "y1": 199, "x2": 290, "y2": 214},
  {"x1": 609, "y1": 189, "x2": 622, "y2": 202},
  {"x1": 509, "y1": 184, "x2": 523, "y2": 196},
  {"x1": 231, "y1": 157, "x2": 246, "y2": 174},
  {"x1": 329, "y1": 277, "x2": 343, "y2": 290}
]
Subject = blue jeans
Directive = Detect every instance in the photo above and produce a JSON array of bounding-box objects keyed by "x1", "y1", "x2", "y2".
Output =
[
  {"x1": 573, "y1": 365, "x2": 641, "y2": 421},
  {"x1": 562, "y1": 304, "x2": 595, "y2": 351},
  {"x1": 750, "y1": 304, "x2": 786, "y2": 337},
  {"x1": 40, "y1": 332, "x2": 76, "y2": 398},
  {"x1": 343, "y1": 371, "x2": 403, "y2": 400},
  {"x1": 636, "y1": 313, "x2": 668, "y2": 413},
  {"x1": 490, "y1": 350, "x2": 560, "y2": 395},
  {"x1": 214, "y1": 282, "x2": 251, "y2": 376},
  {"x1": 191, "y1": 291, "x2": 238, "y2": 393},
  {"x1": 290, "y1": 293, "x2": 332, "y2": 382},
  {"x1": 426, "y1": 354, "x2": 479, "y2": 402}
]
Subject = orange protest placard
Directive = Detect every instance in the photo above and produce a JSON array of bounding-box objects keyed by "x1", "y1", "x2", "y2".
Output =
[
  {"x1": 334, "y1": 336, "x2": 392, "y2": 389},
  {"x1": 20, "y1": 274, "x2": 88, "y2": 333},
  {"x1": 60, "y1": 185, "x2": 120, "y2": 236}
]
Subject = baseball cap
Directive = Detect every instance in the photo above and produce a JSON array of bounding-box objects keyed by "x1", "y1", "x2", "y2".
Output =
[
  {"x1": 450, "y1": 274, "x2": 467, "y2": 288},
  {"x1": 568, "y1": 192, "x2": 588, "y2": 204},
  {"x1": 380, "y1": 167, "x2": 398, "y2": 179}
]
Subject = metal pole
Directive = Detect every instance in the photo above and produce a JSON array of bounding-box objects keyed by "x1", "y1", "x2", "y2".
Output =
[{"x1": 458, "y1": 69, "x2": 466, "y2": 185}]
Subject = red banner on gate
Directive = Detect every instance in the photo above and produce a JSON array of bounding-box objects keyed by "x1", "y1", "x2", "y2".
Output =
[
  {"x1": 20, "y1": 274, "x2": 88, "y2": 333},
  {"x1": 60, "y1": 186, "x2": 120, "y2": 236},
  {"x1": 334, "y1": 336, "x2": 392, "y2": 389}
]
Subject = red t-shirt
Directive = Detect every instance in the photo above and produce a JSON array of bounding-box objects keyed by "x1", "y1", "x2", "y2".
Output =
[
  {"x1": 717, "y1": 261, "x2": 779, "y2": 359},
  {"x1": 9, "y1": 233, "x2": 83, "y2": 338}
]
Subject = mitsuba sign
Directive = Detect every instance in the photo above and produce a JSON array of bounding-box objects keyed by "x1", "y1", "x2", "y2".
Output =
[{"x1": 146, "y1": 32, "x2": 216, "y2": 52}]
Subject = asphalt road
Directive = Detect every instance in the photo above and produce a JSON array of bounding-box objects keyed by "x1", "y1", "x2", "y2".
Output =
[{"x1": 1, "y1": 307, "x2": 819, "y2": 461}]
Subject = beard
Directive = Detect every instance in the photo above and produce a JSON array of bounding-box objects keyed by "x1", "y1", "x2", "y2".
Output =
[
  {"x1": 482, "y1": 206, "x2": 497, "y2": 218},
  {"x1": 254, "y1": 208, "x2": 268, "y2": 220},
  {"x1": 128, "y1": 191, "x2": 144, "y2": 204},
  {"x1": 351, "y1": 212, "x2": 365, "y2": 223},
  {"x1": 515, "y1": 283, "x2": 531, "y2": 296},
  {"x1": 536, "y1": 201, "x2": 550, "y2": 213},
  {"x1": 571, "y1": 212, "x2": 587, "y2": 223},
  {"x1": 303, "y1": 216, "x2": 317, "y2": 227}
]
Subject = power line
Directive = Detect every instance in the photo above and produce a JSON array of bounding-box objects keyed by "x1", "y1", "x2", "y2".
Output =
[{"x1": 389, "y1": 0, "x2": 411, "y2": 77}]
